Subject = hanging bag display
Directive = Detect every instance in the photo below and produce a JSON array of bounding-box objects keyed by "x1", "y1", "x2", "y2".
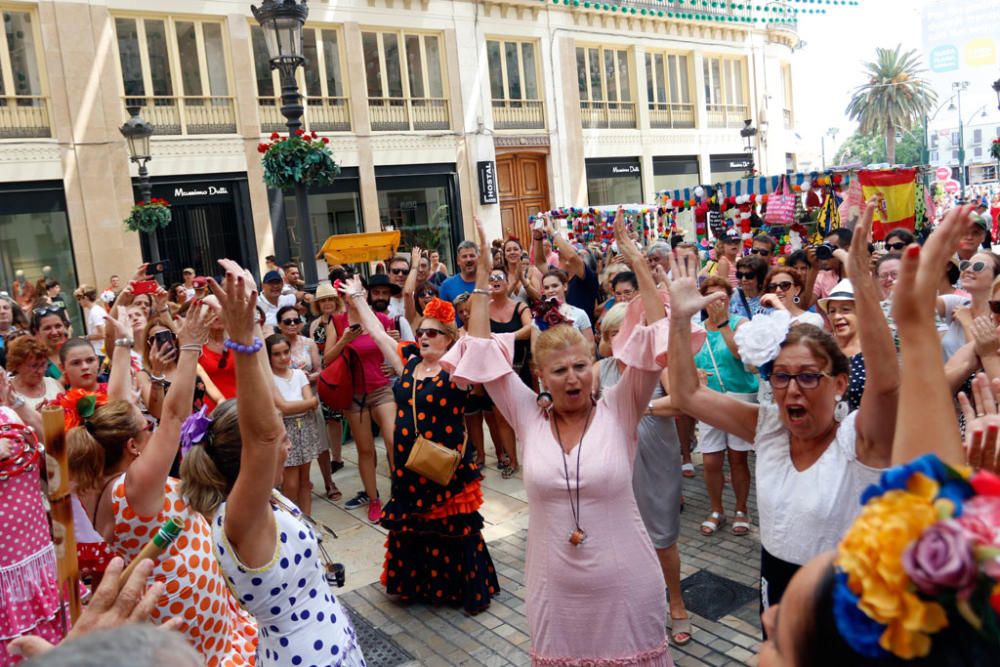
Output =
[
  {"x1": 403, "y1": 379, "x2": 463, "y2": 486},
  {"x1": 765, "y1": 175, "x2": 797, "y2": 227}
]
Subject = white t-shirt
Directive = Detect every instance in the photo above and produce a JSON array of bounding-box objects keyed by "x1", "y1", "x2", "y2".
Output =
[
  {"x1": 273, "y1": 368, "x2": 309, "y2": 415},
  {"x1": 85, "y1": 304, "x2": 107, "y2": 354},
  {"x1": 260, "y1": 293, "x2": 297, "y2": 327},
  {"x1": 388, "y1": 295, "x2": 406, "y2": 320},
  {"x1": 791, "y1": 311, "x2": 826, "y2": 329},
  {"x1": 15, "y1": 377, "x2": 64, "y2": 411},
  {"x1": 754, "y1": 405, "x2": 882, "y2": 565}
]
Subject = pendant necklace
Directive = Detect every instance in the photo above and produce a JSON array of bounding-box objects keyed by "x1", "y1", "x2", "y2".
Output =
[{"x1": 552, "y1": 403, "x2": 594, "y2": 547}]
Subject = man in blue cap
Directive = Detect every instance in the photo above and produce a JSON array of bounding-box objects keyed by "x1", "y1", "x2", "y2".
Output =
[{"x1": 260, "y1": 269, "x2": 296, "y2": 328}]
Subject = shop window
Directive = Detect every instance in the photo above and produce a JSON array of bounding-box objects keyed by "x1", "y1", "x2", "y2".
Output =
[
  {"x1": 487, "y1": 39, "x2": 544, "y2": 130},
  {"x1": 362, "y1": 30, "x2": 448, "y2": 131},
  {"x1": 652, "y1": 156, "x2": 699, "y2": 197},
  {"x1": 113, "y1": 16, "x2": 236, "y2": 135},
  {"x1": 0, "y1": 9, "x2": 49, "y2": 138},
  {"x1": 646, "y1": 52, "x2": 693, "y2": 129},
  {"x1": 703, "y1": 55, "x2": 748, "y2": 129},
  {"x1": 282, "y1": 181, "x2": 364, "y2": 271},
  {"x1": 376, "y1": 172, "x2": 458, "y2": 271},
  {"x1": 586, "y1": 158, "x2": 643, "y2": 207},
  {"x1": 252, "y1": 25, "x2": 350, "y2": 134},
  {"x1": 576, "y1": 45, "x2": 635, "y2": 129}
]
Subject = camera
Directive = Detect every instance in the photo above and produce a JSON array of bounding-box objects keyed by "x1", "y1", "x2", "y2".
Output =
[{"x1": 815, "y1": 243, "x2": 835, "y2": 260}]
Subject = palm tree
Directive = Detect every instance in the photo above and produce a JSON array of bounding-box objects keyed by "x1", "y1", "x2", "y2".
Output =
[{"x1": 845, "y1": 45, "x2": 937, "y2": 164}]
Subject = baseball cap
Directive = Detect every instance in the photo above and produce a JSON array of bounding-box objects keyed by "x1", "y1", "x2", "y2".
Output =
[
  {"x1": 262, "y1": 270, "x2": 283, "y2": 284},
  {"x1": 972, "y1": 213, "x2": 991, "y2": 233}
]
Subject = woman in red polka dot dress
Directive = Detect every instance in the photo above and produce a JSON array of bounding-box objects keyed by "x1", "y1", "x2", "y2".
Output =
[
  {"x1": 339, "y1": 275, "x2": 499, "y2": 614},
  {"x1": 68, "y1": 303, "x2": 257, "y2": 666}
]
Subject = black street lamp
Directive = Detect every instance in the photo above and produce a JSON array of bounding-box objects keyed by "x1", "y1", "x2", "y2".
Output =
[
  {"x1": 993, "y1": 78, "x2": 1000, "y2": 112},
  {"x1": 252, "y1": 0, "x2": 318, "y2": 284},
  {"x1": 120, "y1": 105, "x2": 160, "y2": 262},
  {"x1": 740, "y1": 119, "x2": 757, "y2": 176}
]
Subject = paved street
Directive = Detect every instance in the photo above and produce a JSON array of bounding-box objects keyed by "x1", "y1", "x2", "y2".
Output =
[{"x1": 308, "y1": 435, "x2": 763, "y2": 666}]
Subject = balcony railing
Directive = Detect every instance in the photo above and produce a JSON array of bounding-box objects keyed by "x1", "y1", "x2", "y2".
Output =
[
  {"x1": 123, "y1": 96, "x2": 237, "y2": 135},
  {"x1": 0, "y1": 96, "x2": 50, "y2": 138},
  {"x1": 783, "y1": 108, "x2": 793, "y2": 129},
  {"x1": 492, "y1": 99, "x2": 545, "y2": 130},
  {"x1": 706, "y1": 103, "x2": 749, "y2": 129},
  {"x1": 648, "y1": 102, "x2": 695, "y2": 129},
  {"x1": 368, "y1": 97, "x2": 450, "y2": 131},
  {"x1": 259, "y1": 96, "x2": 352, "y2": 134},
  {"x1": 581, "y1": 101, "x2": 637, "y2": 129}
]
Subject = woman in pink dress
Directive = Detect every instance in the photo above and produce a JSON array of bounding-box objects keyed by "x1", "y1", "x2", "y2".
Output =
[{"x1": 443, "y1": 213, "x2": 694, "y2": 666}]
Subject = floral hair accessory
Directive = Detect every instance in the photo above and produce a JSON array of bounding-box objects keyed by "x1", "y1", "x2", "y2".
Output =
[
  {"x1": 733, "y1": 309, "x2": 791, "y2": 380},
  {"x1": 422, "y1": 298, "x2": 455, "y2": 325},
  {"x1": 532, "y1": 298, "x2": 570, "y2": 331},
  {"x1": 834, "y1": 453, "x2": 1000, "y2": 660},
  {"x1": 55, "y1": 389, "x2": 107, "y2": 430},
  {"x1": 179, "y1": 406, "x2": 213, "y2": 456}
]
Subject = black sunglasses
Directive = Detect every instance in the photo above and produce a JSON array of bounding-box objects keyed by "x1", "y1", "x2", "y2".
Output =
[
  {"x1": 281, "y1": 317, "x2": 302, "y2": 326},
  {"x1": 735, "y1": 271, "x2": 756, "y2": 280},
  {"x1": 419, "y1": 291, "x2": 436, "y2": 298},
  {"x1": 389, "y1": 268, "x2": 408, "y2": 275},
  {"x1": 767, "y1": 281, "x2": 794, "y2": 292},
  {"x1": 885, "y1": 241, "x2": 908, "y2": 251},
  {"x1": 749, "y1": 248, "x2": 770, "y2": 256},
  {"x1": 218, "y1": 348, "x2": 230, "y2": 369}
]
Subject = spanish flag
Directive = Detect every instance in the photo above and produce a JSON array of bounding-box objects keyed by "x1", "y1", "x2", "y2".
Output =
[{"x1": 857, "y1": 168, "x2": 917, "y2": 240}]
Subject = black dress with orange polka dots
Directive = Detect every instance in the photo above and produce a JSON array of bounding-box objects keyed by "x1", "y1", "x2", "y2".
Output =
[{"x1": 379, "y1": 352, "x2": 499, "y2": 613}]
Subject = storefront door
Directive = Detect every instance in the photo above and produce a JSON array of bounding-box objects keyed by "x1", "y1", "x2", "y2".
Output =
[
  {"x1": 141, "y1": 174, "x2": 257, "y2": 286},
  {"x1": 586, "y1": 157, "x2": 643, "y2": 206},
  {"x1": 497, "y1": 152, "x2": 549, "y2": 243}
]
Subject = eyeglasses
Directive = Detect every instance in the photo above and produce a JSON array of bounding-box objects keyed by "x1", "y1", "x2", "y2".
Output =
[
  {"x1": 989, "y1": 301, "x2": 1000, "y2": 315},
  {"x1": 769, "y1": 371, "x2": 833, "y2": 390},
  {"x1": 390, "y1": 268, "x2": 409, "y2": 275},
  {"x1": 878, "y1": 271, "x2": 899, "y2": 282},
  {"x1": 960, "y1": 260, "x2": 988, "y2": 274},
  {"x1": 885, "y1": 242, "x2": 908, "y2": 251},
  {"x1": 767, "y1": 281, "x2": 794, "y2": 292},
  {"x1": 489, "y1": 273, "x2": 507, "y2": 282},
  {"x1": 736, "y1": 271, "x2": 756, "y2": 280},
  {"x1": 280, "y1": 318, "x2": 302, "y2": 326},
  {"x1": 749, "y1": 248, "x2": 770, "y2": 257},
  {"x1": 416, "y1": 328, "x2": 446, "y2": 339}
]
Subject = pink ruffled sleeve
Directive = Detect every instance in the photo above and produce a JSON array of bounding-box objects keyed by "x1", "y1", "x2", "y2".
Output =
[{"x1": 441, "y1": 333, "x2": 536, "y2": 430}]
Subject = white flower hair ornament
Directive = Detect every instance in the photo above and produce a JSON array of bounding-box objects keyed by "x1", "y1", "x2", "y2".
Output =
[{"x1": 733, "y1": 309, "x2": 792, "y2": 380}]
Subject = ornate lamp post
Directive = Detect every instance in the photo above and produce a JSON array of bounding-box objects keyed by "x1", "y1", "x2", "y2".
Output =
[
  {"x1": 119, "y1": 105, "x2": 160, "y2": 262},
  {"x1": 252, "y1": 0, "x2": 318, "y2": 284},
  {"x1": 740, "y1": 119, "x2": 757, "y2": 177}
]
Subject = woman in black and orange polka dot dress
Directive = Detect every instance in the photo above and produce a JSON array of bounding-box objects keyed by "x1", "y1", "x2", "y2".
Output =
[{"x1": 338, "y1": 276, "x2": 498, "y2": 613}]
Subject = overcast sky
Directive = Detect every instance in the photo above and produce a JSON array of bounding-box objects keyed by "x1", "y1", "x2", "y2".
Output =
[{"x1": 793, "y1": 0, "x2": 925, "y2": 166}]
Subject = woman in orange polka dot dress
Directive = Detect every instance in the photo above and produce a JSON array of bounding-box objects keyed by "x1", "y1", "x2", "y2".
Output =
[
  {"x1": 340, "y1": 277, "x2": 498, "y2": 613},
  {"x1": 69, "y1": 303, "x2": 257, "y2": 665}
]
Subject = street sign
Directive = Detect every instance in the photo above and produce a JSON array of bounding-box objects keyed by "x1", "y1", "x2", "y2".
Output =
[
  {"x1": 943, "y1": 179, "x2": 961, "y2": 194},
  {"x1": 935, "y1": 167, "x2": 952, "y2": 181}
]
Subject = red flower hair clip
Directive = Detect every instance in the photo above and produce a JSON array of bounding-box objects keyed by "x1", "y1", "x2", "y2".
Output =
[{"x1": 423, "y1": 298, "x2": 456, "y2": 325}]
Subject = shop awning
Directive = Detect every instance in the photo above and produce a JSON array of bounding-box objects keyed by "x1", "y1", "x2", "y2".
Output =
[
  {"x1": 319, "y1": 230, "x2": 401, "y2": 265},
  {"x1": 659, "y1": 171, "x2": 856, "y2": 202}
]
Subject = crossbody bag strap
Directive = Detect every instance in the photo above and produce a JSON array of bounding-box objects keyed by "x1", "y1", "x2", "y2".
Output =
[
  {"x1": 411, "y1": 365, "x2": 468, "y2": 453},
  {"x1": 738, "y1": 288, "x2": 754, "y2": 320},
  {"x1": 704, "y1": 331, "x2": 728, "y2": 393}
]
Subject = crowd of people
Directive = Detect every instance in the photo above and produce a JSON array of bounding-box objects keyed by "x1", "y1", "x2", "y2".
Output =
[{"x1": 1, "y1": 194, "x2": 999, "y2": 667}]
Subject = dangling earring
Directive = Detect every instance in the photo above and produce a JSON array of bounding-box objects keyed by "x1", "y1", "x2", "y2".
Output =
[
  {"x1": 834, "y1": 395, "x2": 849, "y2": 422},
  {"x1": 537, "y1": 392, "x2": 553, "y2": 411},
  {"x1": 792, "y1": 292, "x2": 801, "y2": 304}
]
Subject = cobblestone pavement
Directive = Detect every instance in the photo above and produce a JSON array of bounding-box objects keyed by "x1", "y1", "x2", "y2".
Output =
[{"x1": 310, "y1": 439, "x2": 763, "y2": 666}]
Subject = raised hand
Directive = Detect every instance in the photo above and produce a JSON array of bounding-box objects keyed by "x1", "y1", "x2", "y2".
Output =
[
  {"x1": 958, "y1": 373, "x2": 1000, "y2": 473},
  {"x1": 128, "y1": 263, "x2": 150, "y2": 285},
  {"x1": 667, "y1": 249, "x2": 724, "y2": 321},
  {"x1": 175, "y1": 299, "x2": 215, "y2": 348},
  {"x1": 104, "y1": 306, "x2": 132, "y2": 339},
  {"x1": 969, "y1": 315, "x2": 1000, "y2": 360},
  {"x1": 338, "y1": 275, "x2": 366, "y2": 302},
  {"x1": 845, "y1": 195, "x2": 879, "y2": 284},
  {"x1": 410, "y1": 246, "x2": 422, "y2": 269},
  {"x1": 147, "y1": 340, "x2": 178, "y2": 375},
  {"x1": 208, "y1": 264, "x2": 257, "y2": 344},
  {"x1": 613, "y1": 208, "x2": 643, "y2": 268}
]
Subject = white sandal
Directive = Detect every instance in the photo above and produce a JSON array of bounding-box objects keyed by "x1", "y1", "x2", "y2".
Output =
[
  {"x1": 700, "y1": 511, "x2": 726, "y2": 535},
  {"x1": 732, "y1": 511, "x2": 751, "y2": 536}
]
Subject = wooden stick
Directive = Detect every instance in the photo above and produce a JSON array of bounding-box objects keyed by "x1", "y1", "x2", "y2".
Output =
[{"x1": 41, "y1": 406, "x2": 81, "y2": 623}]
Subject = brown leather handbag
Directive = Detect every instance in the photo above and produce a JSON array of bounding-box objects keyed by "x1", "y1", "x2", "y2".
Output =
[{"x1": 403, "y1": 379, "x2": 463, "y2": 486}]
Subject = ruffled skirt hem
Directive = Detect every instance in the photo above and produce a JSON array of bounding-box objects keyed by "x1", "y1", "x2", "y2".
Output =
[{"x1": 531, "y1": 640, "x2": 673, "y2": 667}]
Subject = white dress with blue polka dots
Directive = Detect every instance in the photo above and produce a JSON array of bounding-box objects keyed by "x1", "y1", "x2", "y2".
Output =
[{"x1": 212, "y1": 493, "x2": 366, "y2": 667}]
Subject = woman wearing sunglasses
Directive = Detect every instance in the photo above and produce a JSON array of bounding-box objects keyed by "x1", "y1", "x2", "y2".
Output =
[
  {"x1": 937, "y1": 252, "x2": 1000, "y2": 362},
  {"x1": 730, "y1": 255, "x2": 768, "y2": 320},
  {"x1": 759, "y1": 267, "x2": 825, "y2": 328},
  {"x1": 275, "y1": 305, "x2": 321, "y2": 383},
  {"x1": 337, "y1": 268, "x2": 499, "y2": 614},
  {"x1": 667, "y1": 198, "x2": 898, "y2": 615}
]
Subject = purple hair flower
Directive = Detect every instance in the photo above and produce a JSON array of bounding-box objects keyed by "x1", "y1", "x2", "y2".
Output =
[
  {"x1": 902, "y1": 519, "x2": 979, "y2": 599},
  {"x1": 179, "y1": 406, "x2": 213, "y2": 456}
]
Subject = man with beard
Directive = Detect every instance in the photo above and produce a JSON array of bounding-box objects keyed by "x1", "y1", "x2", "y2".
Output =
[
  {"x1": 259, "y1": 270, "x2": 296, "y2": 328},
  {"x1": 367, "y1": 274, "x2": 414, "y2": 341},
  {"x1": 386, "y1": 254, "x2": 410, "y2": 319},
  {"x1": 438, "y1": 240, "x2": 479, "y2": 322}
]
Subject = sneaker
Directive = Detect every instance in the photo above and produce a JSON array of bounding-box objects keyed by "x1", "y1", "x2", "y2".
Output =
[
  {"x1": 344, "y1": 491, "x2": 369, "y2": 510},
  {"x1": 367, "y1": 498, "x2": 383, "y2": 523}
]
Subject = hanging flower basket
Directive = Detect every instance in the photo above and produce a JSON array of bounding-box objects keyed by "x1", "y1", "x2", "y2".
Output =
[
  {"x1": 991, "y1": 138, "x2": 1000, "y2": 162},
  {"x1": 124, "y1": 198, "x2": 172, "y2": 233},
  {"x1": 259, "y1": 130, "x2": 340, "y2": 191}
]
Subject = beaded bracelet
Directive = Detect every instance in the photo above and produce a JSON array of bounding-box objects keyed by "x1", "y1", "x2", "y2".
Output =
[{"x1": 223, "y1": 337, "x2": 263, "y2": 355}]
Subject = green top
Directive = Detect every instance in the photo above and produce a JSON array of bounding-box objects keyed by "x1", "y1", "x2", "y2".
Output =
[{"x1": 693, "y1": 314, "x2": 759, "y2": 395}]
